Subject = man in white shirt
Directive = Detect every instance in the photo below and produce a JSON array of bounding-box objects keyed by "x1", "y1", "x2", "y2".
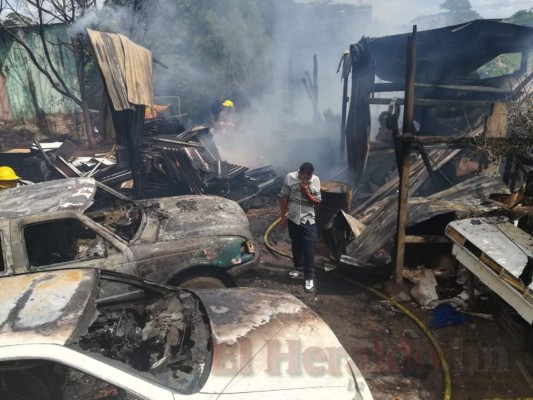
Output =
[{"x1": 279, "y1": 162, "x2": 321, "y2": 292}]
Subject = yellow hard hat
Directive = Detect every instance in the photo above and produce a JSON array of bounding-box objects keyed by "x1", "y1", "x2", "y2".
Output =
[
  {"x1": 222, "y1": 99, "x2": 234, "y2": 108},
  {"x1": 0, "y1": 166, "x2": 20, "y2": 181}
]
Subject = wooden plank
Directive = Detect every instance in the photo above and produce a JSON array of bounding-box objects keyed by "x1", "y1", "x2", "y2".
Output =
[
  {"x1": 485, "y1": 102, "x2": 508, "y2": 138},
  {"x1": 405, "y1": 235, "x2": 450, "y2": 244}
]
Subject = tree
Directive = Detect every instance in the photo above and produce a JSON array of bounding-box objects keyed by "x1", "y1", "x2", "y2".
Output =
[
  {"x1": 505, "y1": 8, "x2": 533, "y2": 27},
  {"x1": 1, "y1": 0, "x2": 275, "y2": 132},
  {"x1": 0, "y1": 0, "x2": 101, "y2": 147},
  {"x1": 440, "y1": 0, "x2": 481, "y2": 25}
]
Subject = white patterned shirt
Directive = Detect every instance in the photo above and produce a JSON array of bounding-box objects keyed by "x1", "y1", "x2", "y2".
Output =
[{"x1": 279, "y1": 171, "x2": 321, "y2": 225}]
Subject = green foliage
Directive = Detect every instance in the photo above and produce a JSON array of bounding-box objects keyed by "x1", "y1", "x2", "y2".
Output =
[
  {"x1": 477, "y1": 53, "x2": 522, "y2": 79},
  {"x1": 476, "y1": 9, "x2": 533, "y2": 78},
  {"x1": 505, "y1": 8, "x2": 533, "y2": 27},
  {"x1": 440, "y1": 0, "x2": 481, "y2": 24}
]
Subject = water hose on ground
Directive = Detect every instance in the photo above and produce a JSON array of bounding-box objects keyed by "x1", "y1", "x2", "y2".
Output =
[{"x1": 263, "y1": 217, "x2": 452, "y2": 400}]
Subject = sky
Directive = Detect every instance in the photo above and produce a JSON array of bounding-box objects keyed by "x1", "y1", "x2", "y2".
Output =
[{"x1": 362, "y1": 0, "x2": 532, "y2": 25}]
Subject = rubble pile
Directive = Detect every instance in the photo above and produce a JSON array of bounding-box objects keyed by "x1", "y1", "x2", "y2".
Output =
[{"x1": 0, "y1": 116, "x2": 282, "y2": 203}]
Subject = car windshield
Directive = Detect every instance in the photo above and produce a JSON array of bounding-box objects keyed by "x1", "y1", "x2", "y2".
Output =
[
  {"x1": 84, "y1": 184, "x2": 143, "y2": 242},
  {"x1": 72, "y1": 275, "x2": 212, "y2": 395}
]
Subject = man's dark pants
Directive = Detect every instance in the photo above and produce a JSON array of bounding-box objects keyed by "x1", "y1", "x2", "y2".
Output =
[{"x1": 288, "y1": 220, "x2": 317, "y2": 280}]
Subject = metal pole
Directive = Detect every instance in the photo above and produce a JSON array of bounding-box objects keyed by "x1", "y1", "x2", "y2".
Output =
[{"x1": 394, "y1": 25, "x2": 417, "y2": 284}]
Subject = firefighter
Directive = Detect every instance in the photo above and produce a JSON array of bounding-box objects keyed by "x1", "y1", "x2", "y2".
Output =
[
  {"x1": 0, "y1": 166, "x2": 21, "y2": 189},
  {"x1": 216, "y1": 99, "x2": 236, "y2": 132}
]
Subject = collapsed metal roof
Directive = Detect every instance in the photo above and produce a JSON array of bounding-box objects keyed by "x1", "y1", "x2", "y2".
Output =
[
  {"x1": 0, "y1": 178, "x2": 96, "y2": 218},
  {"x1": 344, "y1": 19, "x2": 533, "y2": 191},
  {"x1": 326, "y1": 175, "x2": 509, "y2": 267},
  {"x1": 87, "y1": 29, "x2": 153, "y2": 111},
  {"x1": 368, "y1": 19, "x2": 533, "y2": 83}
]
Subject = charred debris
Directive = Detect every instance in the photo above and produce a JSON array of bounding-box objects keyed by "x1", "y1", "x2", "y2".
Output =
[
  {"x1": 1, "y1": 117, "x2": 280, "y2": 203},
  {"x1": 321, "y1": 20, "x2": 533, "y2": 335},
  {"x1": 327, "y1": 19, "x2": 533, "y2": 268},
  {"x1": 21, "y1": 118, "x2": 280, "y2": 203},
  {"x1": 0, "y1": 29, "x2": 280, "y2": 204}
]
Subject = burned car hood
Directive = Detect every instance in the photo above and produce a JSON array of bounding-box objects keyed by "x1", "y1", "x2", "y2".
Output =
[
  {"x1": 192, "y1": 288, "x2": 373, "y2": 399},
  {"x1": 140, "y1": 195, "x2": 253, "y2": 241}
]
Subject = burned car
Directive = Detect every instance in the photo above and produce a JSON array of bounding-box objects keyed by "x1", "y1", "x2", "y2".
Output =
[
  {"x1": 0, "y1": 178, "x2": 258, "y2": 287},
  {"x1": 0, "y1": 269, "x2": 373, "y2": 399}
]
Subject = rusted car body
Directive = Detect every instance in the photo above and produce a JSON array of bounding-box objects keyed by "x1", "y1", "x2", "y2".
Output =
[
  {"x1": 0, "y1": 178, "x2": 259, "y2": 287},
  {"x1": 0, "y1": 269, "x2": 373, "y2": 399}
]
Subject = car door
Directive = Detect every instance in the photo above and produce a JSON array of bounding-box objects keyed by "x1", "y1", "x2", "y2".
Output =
[
  {"x1": 0, "y1": 344, "x2": 175, "y2": 400},
  {"x1": 10, "y1": 211, "x2": 138, "y2": 276}
]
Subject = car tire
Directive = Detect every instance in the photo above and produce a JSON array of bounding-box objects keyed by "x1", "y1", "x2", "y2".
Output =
[{"x1": 178, "y1": 275, "x2": 227, "y2": 289}]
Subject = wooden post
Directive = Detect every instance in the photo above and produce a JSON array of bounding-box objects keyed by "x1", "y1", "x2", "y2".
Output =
[
  {"x1": 394, "y1": 25, "x2": 417, "y2": 284},
  {"x1": 313, "y1": 54, "x2": 318, "y2": 110},
  {"x1": 340, "y1": 75, "x2": 349, "y2": 158}
]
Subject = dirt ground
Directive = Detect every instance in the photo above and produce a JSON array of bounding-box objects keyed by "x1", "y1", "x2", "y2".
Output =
[{"x1": 237, "y1": 204, "x2": 533, "y2": 400}]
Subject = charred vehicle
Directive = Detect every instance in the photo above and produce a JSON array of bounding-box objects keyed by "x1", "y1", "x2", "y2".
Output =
[
  {"x1": 0, "y1": 269, "x2": 372, "y2": 399},
  {"x1": 0, "y1": 178, "x2": 259, "y2": 287}
]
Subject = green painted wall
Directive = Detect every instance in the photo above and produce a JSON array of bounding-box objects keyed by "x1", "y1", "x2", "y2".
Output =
[{"x1": 0, "y1": 25, "x2": 80, "y2": 125}]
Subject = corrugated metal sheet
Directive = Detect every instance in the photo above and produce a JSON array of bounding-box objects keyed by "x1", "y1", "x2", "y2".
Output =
[
  {"x1": 0, "y1": 177, "x2": 96, "y2": 219},
  {"x1": 0, "y1": 25, "x2": 80, "y2": 125},
  {"x1": 87, "y1": 29, "x2": 153, "y2": 111}
]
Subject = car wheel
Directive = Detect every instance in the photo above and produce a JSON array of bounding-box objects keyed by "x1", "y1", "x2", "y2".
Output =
[{"x1": 178, "y1": 275, "x2": 227, "y2": 289}]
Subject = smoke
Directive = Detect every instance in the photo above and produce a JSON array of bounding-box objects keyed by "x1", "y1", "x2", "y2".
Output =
[
  {"x1": 68, "y1": 6, "x2": 135, "y2": 37},
  {"x1": 208, "y1": 1, "x2": 374, "y2": 179},
  {"x1": 68, "y1": 0, "x2": 528, "y2": 181}
]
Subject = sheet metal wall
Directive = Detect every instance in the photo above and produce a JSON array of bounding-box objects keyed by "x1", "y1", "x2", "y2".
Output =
[{"x1": 0, "y1": 25, "x2": 81, "y2": 134}]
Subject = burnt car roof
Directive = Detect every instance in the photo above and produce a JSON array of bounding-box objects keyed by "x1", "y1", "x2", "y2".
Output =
[
  {"x1": 0, "y1": 178, "x2": 97, "y2": 219},
  {"x1": 0, "y1": 269, "x2": 97, "y2": 346}
]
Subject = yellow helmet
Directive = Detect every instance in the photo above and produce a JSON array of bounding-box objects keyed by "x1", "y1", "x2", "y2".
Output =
[
  {"x1": 222, "y1": 99, "x2": 234, "y2": 108},
  {"x1": 0, "y1": 166, "x2": 20, "y2": 181}
]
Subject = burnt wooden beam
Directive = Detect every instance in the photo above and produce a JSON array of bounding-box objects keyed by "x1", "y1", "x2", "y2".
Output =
[
  {"x1": 364, "y1": 97, "x2": 495, "y2": 107},
  {"x1": 151, "y1": 138, "x2": 203, "y2": 148},
  {"x1": 373, "y1": 82, "x2": 510, "y2": 94},
  {"x1": 340, "y1": 74, "x2": 349, "y2": 158},
  {"x1": 417, "y1": 142, "x2": 443, "y2": 192},
  {"x1": 401, "y1": 135, "x2": 533, "y2": 145},
  {"x1": 395, "y1": 25, "x2": 417, "y2": 285}
]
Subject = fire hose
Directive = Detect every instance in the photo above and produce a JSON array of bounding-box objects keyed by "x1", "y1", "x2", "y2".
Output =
[{"x1": 263, "y1": 217, "x2": 452, "y2": 400}]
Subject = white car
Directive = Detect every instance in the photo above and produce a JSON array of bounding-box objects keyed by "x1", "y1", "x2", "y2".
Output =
[{"x1": 0, "y1": 269, "x2": 373, "y2": 400}]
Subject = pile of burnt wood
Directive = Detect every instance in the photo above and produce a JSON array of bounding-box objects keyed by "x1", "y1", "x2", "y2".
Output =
[{"x1": 25, "y1": 116, "x2": 281, "y2": 203}]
